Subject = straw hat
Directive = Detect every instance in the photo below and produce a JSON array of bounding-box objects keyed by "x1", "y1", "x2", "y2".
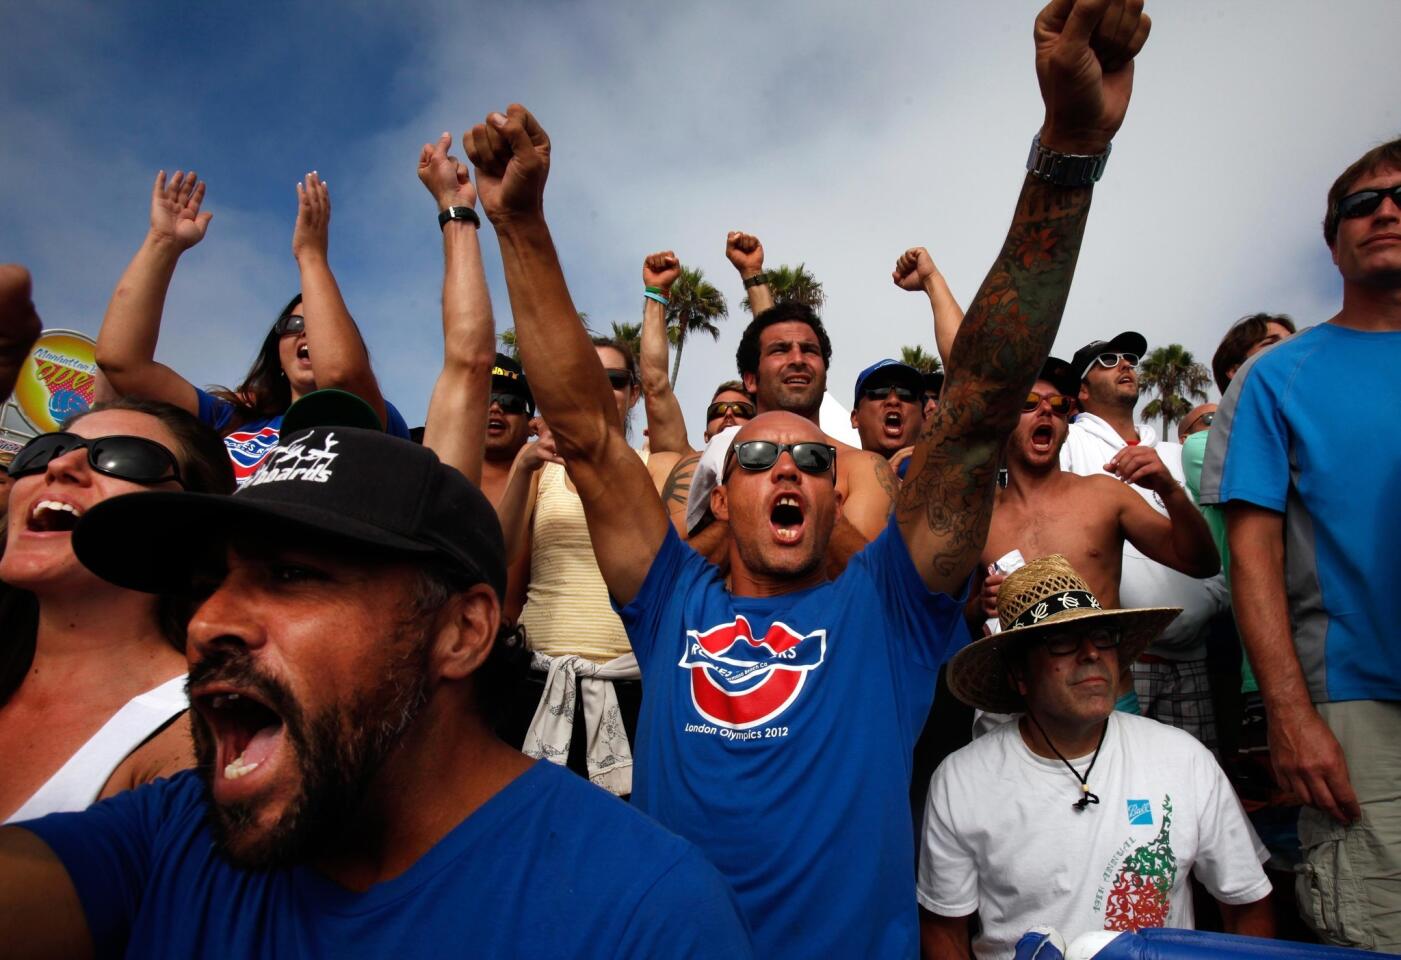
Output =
[{"x1": 947, "y1": 555, "x2": 1181, "y2": 713}]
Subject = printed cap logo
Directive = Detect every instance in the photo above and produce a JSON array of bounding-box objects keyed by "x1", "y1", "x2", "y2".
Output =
[
  {"x1": 679, "y1": 616, "x2": 826, "y2": 730},
  {"x1": 247, "y1": 430, "x2": 339, "y2": 487}
]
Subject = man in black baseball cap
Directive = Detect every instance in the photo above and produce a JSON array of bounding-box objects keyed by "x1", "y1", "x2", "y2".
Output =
[{"x1": 0, "y1": 426, "x2": 750, "y2": 956}]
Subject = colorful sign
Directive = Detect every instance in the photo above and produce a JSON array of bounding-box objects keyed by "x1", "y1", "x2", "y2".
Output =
[{"x1": 10, "y1": 330, "x2": 97, "y2": 434}]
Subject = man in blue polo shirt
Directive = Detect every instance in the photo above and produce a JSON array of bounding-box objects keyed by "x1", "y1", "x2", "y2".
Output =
[
  {"x1": 1200, "y1": 136, "x2": 1401, "y2": 952},
  {"x1": 464, "y1": 1, "x2": 1151, "y2": 952}
]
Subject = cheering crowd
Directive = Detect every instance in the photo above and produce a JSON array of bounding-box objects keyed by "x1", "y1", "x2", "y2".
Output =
[{"x1": 1, "y1": 0, "x2": 1398, "y2": 957}]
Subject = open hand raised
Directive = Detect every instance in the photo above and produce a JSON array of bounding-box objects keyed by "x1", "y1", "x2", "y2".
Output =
[
  {"x1": 292, "y1": 171, "x2": 331, "y2": 262},
  {"x1": 463, "y1": 105, "x2": 551, "y2": 226},
  {"x1": 418, "y1": 132, "x2": 477, "y2": 211},
  {"x1": 1034, "y1": 0, "x2": 1151, "y2": 154},
  {"x1": 149, "y1": 170, "x2": 212, "y2": 251}
]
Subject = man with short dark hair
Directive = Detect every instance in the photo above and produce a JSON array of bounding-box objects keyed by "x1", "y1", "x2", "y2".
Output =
[
  {"x1": 919, "y1": 557, "x2": 1272, "y2": 958},
  {"x1": 0, "y1": 427, "x2": 751, "y2": 958},
  {"x1": 850, "y1": 359, "x2": 925, "y2": 462},
  {"x1": 1060, "y1": 331, "x2": 1229, "y2": 751},
  {"x1": 463, "y1": 0, "x2": 1151, "y2": 949},
  {"x1": 1201, "y1": 136, "x2": 1401, "y2": 951}
]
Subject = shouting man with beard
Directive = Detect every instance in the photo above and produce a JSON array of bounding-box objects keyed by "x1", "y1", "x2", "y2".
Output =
[{"x1": 0, "y1": 426, "x2": 751, "y2": 958}]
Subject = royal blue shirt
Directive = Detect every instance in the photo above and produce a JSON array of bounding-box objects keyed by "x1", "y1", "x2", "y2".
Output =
[
  {"x1": 618, "y1": 516, "x2": 969, "y2": 958},
  {"x1": 20, "y1": 763, "x2": 752, "y2": 959},
  {"x1": 195, "y1": 388, "x2": 411, "y2": 486},
  {"x1": 1199, "y1": 322, "x2": 1401, "y2": 703}
]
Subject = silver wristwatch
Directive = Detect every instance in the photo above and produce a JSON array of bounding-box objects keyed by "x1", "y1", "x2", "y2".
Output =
[{"x1": 1026, "y1": 134, "x2": 1111, "y2": 187}]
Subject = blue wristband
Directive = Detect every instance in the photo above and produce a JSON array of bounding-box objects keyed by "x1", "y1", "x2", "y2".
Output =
[{"x1": 643, "y1": 290, "x2": 670, "y2": 306}]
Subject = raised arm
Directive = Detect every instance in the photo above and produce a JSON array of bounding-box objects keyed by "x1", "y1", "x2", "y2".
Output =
[
  {"x1": 639, "y1": 251, "x2": 692, "y2": 454},
  {"x1": 417, "y1": 133, "x2": 495, "y2": 484},
  {"x1": 728, "y1": 231, "x2": 774, "y2": 316},
  {"x1": 95, "y1": 171, "x2": 212, "y2": 414},
  {"x1": 897, "y1": 0, "x2": 1150, "y2": 594},
  {"x1": 291, "y1": 172, "x2": 390, "y2": 427},
  {"x1": 1108, "y1": 448, "x2": 1219, "y2": 577},
  {"x1": 466, "y1": 106, "x2": 669, "y2": 604},
  {"x1": 0, "y1": 266, "x2": 42, "y2": 401},
  {"x1": 893, "y1": 247, "x2": 965, "y2": 370}
]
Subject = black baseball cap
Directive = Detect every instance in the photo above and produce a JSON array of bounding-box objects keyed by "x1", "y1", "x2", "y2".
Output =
[
  {"x1": 1070, "y1": 331, "x2": 1148, "y2": 380},
  {"x1": 922, "y1": 370, "x2": 945, "y2": 397},
  {"x1": 491, "y1": 353, "x2": 534, "y2": 415},
  {"x1": 73, "y1": 426, "x2": 506, "y2": 599},
  {"x1": 280, "y1": 389, "x2": 384, "y2": 436},
  {"x1": 1036, "y1": 356, "x2": 1078, "y2": 397}
]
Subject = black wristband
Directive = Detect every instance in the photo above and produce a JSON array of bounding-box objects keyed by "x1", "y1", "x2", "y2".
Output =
[
  {"x1": 438, "y1": 206, "x2": 481, "y2": 230},
  {"x1": 742, "y1": 272, "x2": 768, "y2": 289}
]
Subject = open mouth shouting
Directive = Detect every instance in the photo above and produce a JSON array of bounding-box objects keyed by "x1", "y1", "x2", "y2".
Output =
[
  {"x1": 296, "y1": 342, "x2": 311, "y2": 363},
  {"x1": 27, "y1": 498, "x2": 83, "y2": 533},
  {"x1": 1030, "y1": 422, "x2": 1056, "y2": 454},
  {"x1": 882, "y1": 411, "x2": 905, "y2": 439},
  {"x1": 770, "y1": 491, "x2": 807, "y2": 544},
  {"x1": 194, "y1": 684, "x2": 289, "y2": 802}
]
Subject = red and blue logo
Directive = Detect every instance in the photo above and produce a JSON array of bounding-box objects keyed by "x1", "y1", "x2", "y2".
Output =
[
  {"x1": 224, "y1": 426, "x2": 281, "y2": 485},
  {"x1": 679, "y1": 616, "x2": 826, "y2": 730}
]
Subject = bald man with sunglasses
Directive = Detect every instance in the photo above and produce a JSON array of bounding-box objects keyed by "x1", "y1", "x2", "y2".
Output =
[{"x1": 975, "y1": 357, "x2": 1219, "y2": 641}]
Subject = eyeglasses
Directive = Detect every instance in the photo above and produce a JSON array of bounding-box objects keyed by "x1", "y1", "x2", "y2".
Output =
[
  {"x1": 1183, "y1": 410, "x2": 1214, "y2": 432},
  {"x1": 1042, "y1": 629, "x2": 1121, "y2": 657},
  {"x1": 10, "y1": 433, "x2": 184, "y2": 487},
  {"x1": 725, "y1": 440, "x2": 837, "y2": 478},
  {"x1": 273, "y1": 313, "x2": 305, "y2": 336},
  {"x1": 1091, "y1": 352, "x2": 1138, "y2": 370},
  {"x1": 861, "y1": 384, "x2": 917, "y2": 403},
  {"x1": 604, "y1": 368, "x2": 635, "y2": 391},
  {"x1": 706, "y1": 400, "x2": 755, "y2": 422},
  {"x1": 489, "y1": 392, "x2": 530, "y2": 415},
  {"x1": 1023, "y1": 392, "x2": 1072, "y2": 416},
  {"x1": 1337, "y1": 184, "x2": 1401, "y2": 221}
]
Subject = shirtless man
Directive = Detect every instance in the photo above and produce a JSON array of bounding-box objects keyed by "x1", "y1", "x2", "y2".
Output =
[{"x1": 975, "y1": 358, "x2": 1219, "y2": 621}]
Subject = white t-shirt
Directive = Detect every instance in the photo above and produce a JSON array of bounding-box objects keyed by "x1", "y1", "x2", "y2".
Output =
[{"x1": 917, "y1": 712, "x2": 1269, "y2": 959}]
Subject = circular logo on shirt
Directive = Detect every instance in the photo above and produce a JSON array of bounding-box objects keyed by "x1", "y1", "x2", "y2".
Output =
[{"x1": 678, "y1": 616, "x2": 827, "y2": 730}]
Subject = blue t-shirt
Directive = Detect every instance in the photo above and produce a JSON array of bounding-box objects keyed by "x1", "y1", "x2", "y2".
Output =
[
  {"x1": 1199, "y1": 322, "x2": 1401, "y2": 703},
  {"x1": 618, "y1": 516, "x2": 969, "y2": 958},
  {"x1": 195, "y1": 388, "x2": 411, "y2": 486},
  {"x1": 20, "y1": 763, "x2": 752, "y2": 959}
]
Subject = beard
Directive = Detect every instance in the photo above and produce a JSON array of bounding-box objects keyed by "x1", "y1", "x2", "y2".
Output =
[{"x1": 189, "y1": 633, "x2": 431, "y2": 871}]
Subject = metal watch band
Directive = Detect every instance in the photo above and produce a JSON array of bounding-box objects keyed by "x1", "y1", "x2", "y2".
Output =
[
  {"x1": 1025, "y1": 134, "x2": 1111, "y2": 187},
  {"x1": 438, "y1": 206, "x2": 481, "y2": 230}
]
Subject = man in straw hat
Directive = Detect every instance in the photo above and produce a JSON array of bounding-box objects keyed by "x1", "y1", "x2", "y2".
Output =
[{"x1": 918, "y1": 556, "x2": 1273, "y2": 958}]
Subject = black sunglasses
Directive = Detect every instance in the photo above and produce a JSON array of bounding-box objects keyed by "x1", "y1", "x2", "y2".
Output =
[
  {"x1": 862, "y1": 384, "x2": 917, "y2": 403},
  {"x1": 1043, "y1": 629, "x2": 1120, "y2": 657},
  {"x1": 725, "y1": 440, "x2": 837, "y2": 478},
  {"x1": 10, "y1": 433, "x2": 184, "y2": 487},
  {"x1": 490, "y1": 392, "x2": 530, "y2": 415},
  {"x1": 605, "y1": 368, "x2": 635, "y2": 391},
  {"x1": 1337, "y1": 184, "x2": 1401, "y2": 221},
  {"x1": 273, "y1": 313, "x2": 305, "y2": 336},
  {"x1": 706, "y1": 400, "x2": 756, "y2": 422}
]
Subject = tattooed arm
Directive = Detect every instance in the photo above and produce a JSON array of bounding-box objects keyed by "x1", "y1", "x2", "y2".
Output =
[
  {"x1": 842, "y1": 447, "x2": 898, "y2": 540},
  {"x1": 897, "y1": 0, "x2": 1150, "y2": 594}
]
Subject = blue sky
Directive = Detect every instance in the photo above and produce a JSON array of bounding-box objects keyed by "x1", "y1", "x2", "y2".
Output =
[{"x1": 4, "y1": 0, "x2": 1399, "y2": 439}]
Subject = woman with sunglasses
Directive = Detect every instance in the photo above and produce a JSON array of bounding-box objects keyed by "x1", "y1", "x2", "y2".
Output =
[
  {"x1": 0, "y1": 399, "x2": 234, "y2": 822},
  {"x1": 96, "y1": 171, "x2": 410, "y2": 486}
]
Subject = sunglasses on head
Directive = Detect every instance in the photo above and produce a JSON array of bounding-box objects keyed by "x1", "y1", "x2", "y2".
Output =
[
  {"x1": 706, "y1": 400, "x2": 755, "y2": 422},
  {"x1": 490, "y1": 392, "x2": 530, "y2": 415},
  {"x1": 1042, "y1": 629, "x2": 1120, "y2": 657},
  {"x1": 725, "y1": 440, "x2": 837, "y2": 478},
  {"x1": 604, "y1": 368, "x2": 635, "y2": 391},
  {"x1": 1337, "y1": 183, "x2": 1401, "y2": 221},
  {"x1": 1091, "y1": 352, "x2": 1138, "y2": 370},
  {"x1": 862, "y1": 384, "x2": 917, "y2": 403},
  {"x1": 10, "y1": 433, "x2": 184, "y2": 487},
  {"x1": 1024, "y1": 391, "x2": 1072, "y2": 416},
  {"x1": 273, "y1": 313, "x2": 305, "y2": 336}
]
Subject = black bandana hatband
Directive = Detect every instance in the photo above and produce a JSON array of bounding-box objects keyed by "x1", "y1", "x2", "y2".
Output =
[{"x1": 1008, "y1": 590, "x2": 1101, "y2": 630}]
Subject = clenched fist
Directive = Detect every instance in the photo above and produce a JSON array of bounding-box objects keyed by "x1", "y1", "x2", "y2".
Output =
[{"x1": 463, "y1": 105, "x2": 551, "y2": 226}]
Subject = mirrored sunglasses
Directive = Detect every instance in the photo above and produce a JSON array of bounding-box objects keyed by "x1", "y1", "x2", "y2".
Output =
[
  {"x1": 489, "y1": 392, "x2": 530, "y2": 415},
  {"x1": 10, "y1": 432, "x2": 184, "y2": 487},
  {"x1": 273, "y1": 313, "x2": 305, "y2": 336},
  {"x1": 1024, "y1": 392, "x2": 1071, "y2": 416},
  {"x1": 706, "y1": 400, "x2": 756, "y2": 422}
]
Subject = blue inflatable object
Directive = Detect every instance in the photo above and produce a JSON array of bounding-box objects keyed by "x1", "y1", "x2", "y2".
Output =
[{"x1": 1062, "y1": 927, "x2": 1393, "y2": 959}]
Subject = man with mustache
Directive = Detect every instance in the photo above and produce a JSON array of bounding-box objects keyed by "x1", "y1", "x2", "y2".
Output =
[
  {"x1": 0, "y1": 426, "x2": 750, "y2": 957},
  {"x1": 919, "y1": 556, "x2": 1272, "y2": 958}
]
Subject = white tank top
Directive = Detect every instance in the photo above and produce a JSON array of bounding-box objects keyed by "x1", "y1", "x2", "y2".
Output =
[{"x1": 4, "y1": 674, "x2": 188, "y2": 823}]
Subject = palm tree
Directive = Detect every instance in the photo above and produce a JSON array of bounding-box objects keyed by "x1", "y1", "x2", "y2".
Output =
[
  {"x1": 498, "y1": 312, "x2": 592, "y2": 359},
  {"x1": 740, "y1": 263, "x2": 825, "y2": 313},
  {"x1": 667, "y1": 267, "x2": 728, "y2": 387},
  {"x1": 610, "y1": 321, "x2": 642, "y2": 361},
  {"x1": 1139, "y1": 344, "x2": 1212, "y2": 437},
  {"x1": 900, "y1": 345, "x2": 942, "y2": 374}
]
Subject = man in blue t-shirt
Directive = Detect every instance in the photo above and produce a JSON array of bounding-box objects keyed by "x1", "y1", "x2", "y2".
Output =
[
  {"x1": 0, "y1": 427, "x2": 750, "y2": 958},
  {"x1": 1199, "y1": 137, "x2": 1401, "y2": 952},
  {"x1": 465, "y1": 3, "x2": 1149, "y2": 951}
]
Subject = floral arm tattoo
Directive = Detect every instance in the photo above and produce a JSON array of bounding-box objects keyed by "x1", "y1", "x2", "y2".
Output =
[{"x1": 897, "y1": 176, "x2": 1092, "y2": 588}]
